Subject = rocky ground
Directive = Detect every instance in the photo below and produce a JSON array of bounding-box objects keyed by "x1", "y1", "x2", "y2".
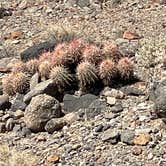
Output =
[{"x1": 0, "y1": 0, "x2": 166, "y2": 166}]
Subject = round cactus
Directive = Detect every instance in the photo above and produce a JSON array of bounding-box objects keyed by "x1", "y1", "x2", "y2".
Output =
[
  {"x1": 2, "y1": 74, "x2": 15, "y2": 95},
  {"x1": 39, "y1": 51, "x2": 52, "y2": 62},
  {"x1": 82, "y1": 44, "x2": 103, "y2": 65},
  {"x1": 38, "y1": 60, "x2": 51, "y2": 80},
  {"x1": 12, "y1": 61, "x2": 27, "y2": 73},
  {"x1": 49, "y1": 66, "x2": 73, "y2": 92},
  {"x1": 2, "y1": 72, "x2": 30, "y2": 95},
  {"x1": 117, "y1": 57, "x2": 134, "y2": 81},
  {"x1": 102, "y1": 41, "x2": 122, "y2": 62},
  {"x1": 26, "y1": 59, "x2": 39, "y2": 75},
  {"x1": 12, "y1": 72, "x2": 30, "y2": 94},
  {"x1": 99, "y1": 59, "x2": 117, "y2": 86},
  {"x1": 76, "y1": 62, "x2": 98, "y2": 91}
]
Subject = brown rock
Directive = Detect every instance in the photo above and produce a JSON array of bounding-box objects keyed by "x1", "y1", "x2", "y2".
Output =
[
  {"x1": 46, "y1": 154, "x2": 60, "y2": 165},
  {"x1": 123, "y1": 31, "x2": 141, "y2": 40},
  {"x1": 132, "y1": 146, "x2": 142, "y2": 155},
  {"x1": 10, "y1": 31, "x2": 23, "y2": 39},
  {"x1": 134, "y1": 133, "x2": 151, "y2": 145}
]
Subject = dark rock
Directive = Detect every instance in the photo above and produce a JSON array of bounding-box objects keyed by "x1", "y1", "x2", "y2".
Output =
[
  {"x1": 0, "y1": 122, "x2": 6, "y2": 133},
  {"x1": 0, "y1": 7, "x2": 12, "y2": 19},
  {"x1": 45, "y1": 118, "x2": 66, "y2": 134},
  {"x1": 30, "y1": 73, "x2": 39, "y2": 90},
  {"x1": 120, "y1": 86, "x2": 144, "y2": 96},
  {"x1": 120, "y1": 130, "x2": 135, "y2": 145},
  {"x1": 109, "y1": 0, "x2": 121, "y2": 7},
  {"x1": 5, "y1": 118, "x2": 14, "y2": 131},
  {"x1": 20, "y1": 41, "x2": 56, "y2": 62},
  {"x1": 77, "y1": 0, "x2": 90, "y2": 7},
  {"x1": 10, "y1": 94, "x2": 26, "y2": 111},
  {"x1": 101, "y1": 128, "x2": 120, "y2": 144},
  {"x1": 94, "y1": 124, "x2": 103, "y2": 132},
  {"x1": 63, "y1": 94, "x2": 98, "y2": 113},
  {"x1": 0, "y1": 85, "x2": 3, "y2": 95},
  {"x1": 23, "y1": 79, "x2": 56, "y2": 104},
  {"x1": 21, "y1": 127, "x2": 31, "y2": 137},
  {"x1": 0, "y1": 95, "x2": 11, "y2": 110},
  {"x1": 24, "y1": 94, "x2": 62, "y2": 132},
  {"x1": 109, "y1": 104, "x2": 123, "y2": 113}
]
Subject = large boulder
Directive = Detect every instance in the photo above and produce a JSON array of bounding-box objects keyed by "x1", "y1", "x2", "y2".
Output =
[{"x1": 24, "y1": 94, "x2": 62, "y2": 132}]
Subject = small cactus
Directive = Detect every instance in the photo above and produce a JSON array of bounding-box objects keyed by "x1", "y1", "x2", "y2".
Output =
[
  {"x1": 117, "y1": 57, "x2": 134, "y2": 81},
  {"x1": 39, "y1": 51, "x2": 52, "y2": 62},
  {"x1": 38, "y1": 60, "x2": 51, "y2": 80},
  {"x1": 2, "y1": 72, "x2": 29, "y2": 95},
  {"x1": 82, "y1": 44, "x2": 103, "y2": 65},
  {"x1": 26, "y1": 59, "x2": 39, "y2": 75},
  {"x1": 76, "y1": 62, "x2": 98, "y2": 91},
  {"x1": 12, "y1": 61, "x2": 27, "y2": 73},
  {"x1": 99, "y1": 59, "x2": 117, "y2": 86},
  {"x1": 2, "y1": 74, "x2": 15, "y2": 95},
  {"x1": 102, "y1": 41, "x2": 122, "y2": 62},
  {"x1": 49, "y1": 66, "x2": 73, "y2": 92}
]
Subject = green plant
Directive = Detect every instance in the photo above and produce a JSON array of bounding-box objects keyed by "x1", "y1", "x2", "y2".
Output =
[
  {"x1": 99, "y1": 59, "x2": 117, "y2": 86},
  {"x1": 49, "y1": 66, "x2": 73, "y2": 92},
  {"x1": 76, "y1": 62, "x2": 98, "y2": 91}
]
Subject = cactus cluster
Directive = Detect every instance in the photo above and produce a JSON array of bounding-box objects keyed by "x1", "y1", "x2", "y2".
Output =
[{"x1": 2, "y1": 37, "x2": 135, "y2": 96}]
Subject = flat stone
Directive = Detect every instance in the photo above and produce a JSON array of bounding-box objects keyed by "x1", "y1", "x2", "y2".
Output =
[
  {"x1": 30, "y1": 73, "x2": 39, "y2": 90},
  {"x1": 13, "y1": 110, "x2": 24, "y2": 119},
  {"x1": 20, "y1": 41, "x2": 56, "y2": 62},
  {"x1": 101, "y1": 128, "x2": 120, "y2": 144},
  {"x1": 23, "y1": 79, "x2": 56, "y2": 104},
  {"x1": 120, "y1": 130, "x2": 135, "y2": 145},
  {"x1": 63, "y1": 94, "x2": 98, "y2": 113}
]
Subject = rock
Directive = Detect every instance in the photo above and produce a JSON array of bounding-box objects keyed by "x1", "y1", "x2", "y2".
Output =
[
  {"x1": 30, "y1": 73, "x2": 39, "y2": 90},
  {"x1": 109, "y1": 0, "x2": 121, "y2": 7},
  {"x1": 21, "y1": 127, "x2": 31, "y2": 137},
  {"x1": 0, "y1": 7, "x2": 12, "y2": 19},
  {"x1": 123, "y1": 31, "x2": 141, "y2": 40},
  {"x1": 78, "y1": 99, "x2": 107, "y2": 119},
  {"x1": 10, "y1": 94, "x2": 26, "y2": 111},
  {"x1": 102, "y1": 88, "x2": 124, "y2": 99},
  {"x1": 24, "y1": 94, "x2": 61, "y2": 132},
  {"x1": 10, "y1": 31, "x2": 23, "y2": 39},
  {"x1": 132, "y1": 146, "x2": 142, "y2": 155},
  {"x1": 0, "y1": 122, "x2": 6, "y2": 133},
  {"x1": 0, "y1": 95, "x2": 11, "y2": 110},
  {"x1": 109, "y1": 104, "x2": 123, "y2": 113},
  {"x1": 134, "y1": 133, "x2": 151, "y2": 145},
  {"x1": 63, "y1": 112, "x2": 79, "y2": 124},
  {"x1": 120, "y1": 130, "x2": 135, "y2": 145},
  {"x1": 104, "y1": 112, "x2": 119, "y2": 120},
  {"x1": 155, "y1": 93, "x2": 166, "y2": 118},
  {"x1": 0, "y1": 57, "x2": 15, "y2": 70},
  {"x1": 101, "y1": 128, "x2": 120, "y2": 144},
  {"x1": 159, "y1": 0, "x2": 166, "y2": 4},
  {"x1": 0, "y1": 85, "x2": 2, "y2": 95},
  {"x1": 2, "y1": 114, "x2": 11, "y2": 122},
  {"x1": 135, "y1": 128, "x2": 152, "y2": 135},
  {"x1": 107, "y1": 97, "x2": 116, "y2": 106},
  {"x1": 20, "y1": 41, "x2": 56, "y2": 62},
  {"x1": 115, "y1": 38, "x2": 138, "y2": 57},
  {"x1": 63, "y1": 94, "x2": 98, "y2": 113},
  {"x1": 13, "y1": 110, "x2": 24, "y2": 119},
  {"x1": 45, "y1": 118, "x2": 66, "y2": 134},
  {"x1": 23, "y1": 79, "x2": 56, "y2": 104},
  {"x1": 46, "y1": 154, "x2": 60, "y2": 165},
  {"x1": 120, "y1": 86, "x2": 144, "y2": 96},
  {"x1": 77, "y1": 0, "x2": 90, "y2": 7},
  {"x1": 5, "y1": 118, "x2": 14, "y2": 131},
  {"x1": 94, "y1": 124, "x2": 103, "y2": 132},
  {"x1": 13, "y1": 124, "x2": 22, "y2": 133}
]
